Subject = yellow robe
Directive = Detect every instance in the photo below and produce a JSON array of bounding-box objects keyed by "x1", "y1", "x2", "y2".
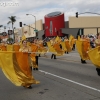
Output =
[
  {"x1": 76, "y1": 39, "x2": 90, "y2": 60},
  {"x1": 30, "y1": 44, "x2": 38, "y2": 68}
]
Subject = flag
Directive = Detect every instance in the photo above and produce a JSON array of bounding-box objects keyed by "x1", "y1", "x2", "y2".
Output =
[
  {"x1": 22, "y1": 35, "x2": 26, "y2": 41},
  {"x1": 88, "y1": 46, "x2": 100, "y2": 68},
  {"x1": 55, "y1": 36, "x2": 60, "y2": 42},
  {"x1": 69, "y1": 35, "x2": 74, "y2": 49},
  {"x1": 61, "y1": 42, "x2": 67, "y2": 52},
  {"x1": 65, "y1": 41, "x2": 72, "y2": 52},
  {"x1": 78, "y1": 35, "x2": 81, "y2": 41},
  {"x1": 76, "y1": 40, "x2": 90, "y2": 60},
  {"x1": 69, "y1": 35, "x2": 74, "y2": 41},
  {"x1": 0, "y1": 51, "x2": 40, "y2": 86}
]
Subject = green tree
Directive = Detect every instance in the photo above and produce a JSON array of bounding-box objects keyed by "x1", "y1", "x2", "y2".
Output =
[
  {"x1": 0, "y1": 25, "x2": 3, "y2": 34},
  {"x1": 7, "y1": 16, "x2": 16, "y2": 30},
  {"x1": 7, "y1": 16, "x2": 16, "y2": 41},
  {"x1": 7, "y1": 38, "x2": 14, "y2": 43}
]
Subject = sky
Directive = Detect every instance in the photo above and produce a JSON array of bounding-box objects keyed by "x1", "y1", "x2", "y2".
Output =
[{"x1": 0, "y1": 0, "x2": 100, "y2": 32}]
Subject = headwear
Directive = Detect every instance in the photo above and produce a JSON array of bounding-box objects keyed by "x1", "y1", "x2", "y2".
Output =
[{"x1": 21, "y1": 35, "x2": 26, "y2": 41}]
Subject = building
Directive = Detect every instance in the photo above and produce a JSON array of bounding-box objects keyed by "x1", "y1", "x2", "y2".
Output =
[
  {"x1": 62, "y1": 16, "x2": 100, "y2": 38},
  {"x1": 14, "y1": 12, "x2": 100, "y2": 40},
  {"x1": 44, "y1": 11, "x2": 65, "y2": 37}
]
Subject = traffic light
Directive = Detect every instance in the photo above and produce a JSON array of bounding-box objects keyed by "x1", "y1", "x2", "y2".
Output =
[
  {"x1": 8, "y1": 30, "x2": 12, "y2": 35},
  {"x1": 2, "y1": 32, "x2": 7, "y2": 36},
  {"x1": 76, "y1": 12, "x2": 78, "y2": 18},
  {"x1": 19, "y1": 22, "x2": 22, "y2": 27}
]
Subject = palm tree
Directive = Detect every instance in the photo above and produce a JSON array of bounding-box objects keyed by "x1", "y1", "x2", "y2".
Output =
[
  {"x1": 7, "y1": 16, "x2": 16, "y2": 41},
  {"x1": 0, "y1": 25, "x2": 3, "y2": 34},
  {"x1": 7, "y1": 16, "x2": 16, "y2": 30}
]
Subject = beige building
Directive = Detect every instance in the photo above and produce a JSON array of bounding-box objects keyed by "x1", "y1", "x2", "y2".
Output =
[
  {"x1": 69, "y1": 16, "x2": 100, "y2": 35},
  {"x1": 14, "y1": 19, "x2": 43, "y2": 41}
]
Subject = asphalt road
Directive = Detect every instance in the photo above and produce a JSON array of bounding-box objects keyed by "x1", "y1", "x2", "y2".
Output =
[{"x1": 0, "y1": 51, "x2": 100, "y2": 100}]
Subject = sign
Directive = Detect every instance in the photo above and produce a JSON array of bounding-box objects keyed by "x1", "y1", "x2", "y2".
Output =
[
  {"x1": 34, "y1": 29, "x2": 38, "y2": 32},
  {"x1": 8, "y1": 30, "x2": 13, "y2": 35},
  {"x1": 2, "y1": 32, "x2": 7, "y2": 36}
]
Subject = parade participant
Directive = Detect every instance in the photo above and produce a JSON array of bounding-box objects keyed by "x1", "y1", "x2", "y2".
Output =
[
  {"x1": 0, "y1": 41, "x2": 7, "y2": 51},
  {"x1": 80, "y1": 35, "x2": 87, "y2": 63},
  {"x1": 35, "y1": 39, "x2": 40, "y2": 67},
  {"x1": 61, "y1": 40, "x2": 67, "y2": 54},
  {"x1": 19, "y1": 40, "x2": 31, "y2": 52},
  {"x1": 50, "y1": 38, "x2": 57, "y2": 59},
  {"x1": 64, "y1": 36, "x2": 70, "y2": 54},
  {"x1": 13, "y1": 39, "x2": 20, "y2": 51},
  {"x1": 95, "y1": 33, "x2": 100, "y2": 47},
  {"x1": 88, "y1": 46, "x2": 100, "y2": 76},
  {"x1": 19, "y1": 39, "x2": 32, "y2": 69},
  {"x1": 30, "y1": 39, "x2": 39, "y2": 70},
  {"x1": 76, "y1": 35, "x2": 90, "y2": 64},
  {"x1": 38, "y1": 39, "x2": 48, "y2": 57},
  {"x1": 0, "y1": 39, "x2": 40, "y2": 89},
  {"x1": 19, "y1": 39, "x2": 38, "y2": 88},
  {"x1": 94, "y1": 33, "x2": 100, "y2": 76}
]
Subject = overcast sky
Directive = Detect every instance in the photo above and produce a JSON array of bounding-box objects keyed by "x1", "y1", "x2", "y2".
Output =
[{"x1": 0, "y1": 0, "x2": 100, "y2": 31}]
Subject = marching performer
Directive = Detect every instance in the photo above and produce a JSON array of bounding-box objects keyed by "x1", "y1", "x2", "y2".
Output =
[
  {"x1": 76, "y1": 35, "x2": 90, "y2": 64},
  {"x1": 94, "y1": 33, "x2": 100, "y2": 76},
  {"x1": 64, "y1": 36, "x2": 70, "y2": 54},
  {"x1": 30, "y1": 39, "x2": 39, "y2": 70},
  {"x1": 50, "y1": 38, "x2": 57, "y2": 59},
  {"x1": 19, "y1": 39, "x2": 40, "y2": 88},
  {"x1": 95, "y1": 33, "x2": 100, "y2": 47},
  {"x1": 0, "y1": 39, "x2": 40, "y2": 89},
  {"x1": 0, "y1": 41, "x2": 7, "y2": 51}
]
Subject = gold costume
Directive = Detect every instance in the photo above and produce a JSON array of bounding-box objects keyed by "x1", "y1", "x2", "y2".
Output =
[
  {"x1": 0, "y1": 44, "x2": 7, "y2": 51},
  {"x1": 76, "y1": 38, "x2": 90, "y2": 61},
  {"x1": 30, "y1": 43, "x2": 38, "y2": 69},
  {"x1": 95, "y1": 39, "x2": 100, "y2": 47}
]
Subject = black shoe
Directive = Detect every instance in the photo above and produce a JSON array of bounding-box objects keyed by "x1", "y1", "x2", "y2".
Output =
[
  {"x1": 81, "y1": 59, "x2": 86, "y2": 64},
  {"x1": 36, "y1": 68, "x2": 38, "y2": 70},
  {"x1": 54, "y1": 55, "x2": 56, "y2": 59},
  {"x1": 27, "y1": 86, "x2": 32, "y2": 89},
  {"x1": 67, "y1": 52, "x2": 68, "y2": 54},
  {"x1": 33, "y1": 68, "x2": 36, "y2": 70},
  {"x1": 96, "y1": 68, "x2": 100, "y2": 76},
  {"x1": 83, "y1": 61, "x2": 87, "y2": 63},
  {"x1": 30, "y1": 66, "x2": 32, "y2": 70},
  {"x1": 39, "y1": 54, "x2": 41, "y2": 57},
  {"x1": 51, "y1": 54, "x2": 53, "y2": 59}
]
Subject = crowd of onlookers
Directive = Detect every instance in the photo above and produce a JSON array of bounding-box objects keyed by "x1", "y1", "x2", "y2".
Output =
[{"x1": 88, "y1": 34, "x2": 97, "y2": 48}]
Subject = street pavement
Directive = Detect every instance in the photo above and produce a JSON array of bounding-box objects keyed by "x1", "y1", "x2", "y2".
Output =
[{"x1": 0, "y1": 50, "x2": 100, "y2": 100}]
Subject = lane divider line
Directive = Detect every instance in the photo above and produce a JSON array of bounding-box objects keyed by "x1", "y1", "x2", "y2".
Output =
[{"x1": 39, "y1": 70, "x2": 100, "y2": 93}]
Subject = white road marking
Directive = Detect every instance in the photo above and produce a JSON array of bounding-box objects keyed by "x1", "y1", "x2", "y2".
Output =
[{"x1": 39, "y1": 70, "x2": 100, "y2": 92}]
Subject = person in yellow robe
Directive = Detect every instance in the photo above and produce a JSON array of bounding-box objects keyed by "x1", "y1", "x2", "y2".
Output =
[
  {"x1": 50, "y1": 38, "x2": 57, "y2": 59},
  {"x1": 30, "y1": 39, "x2": 39, "y2": 70},
  {"x1": 80, "y1": 35, "x2": 90, "y2": 64},
  {"x1": 0, "y1": 41, "x2": 7, "y2": 51},
  {"x1": 95, "y1": 33, "x2": 100, "y2": 47},
  {"x1": 95, "y1": 33, "x2": 100, "y2": 76},
  {"x1": 13, "y1": 38, "x2": 20, "y2": 51},
  {"x1": 64, "y1": 36, "x2": 69, "y2": 54},
  {"x1": 19, "y1": 39, "x2": 39, "y2": 88}
]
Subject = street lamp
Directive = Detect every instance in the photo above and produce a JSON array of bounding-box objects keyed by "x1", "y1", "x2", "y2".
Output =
[{"x1": 26, "y1": 14, "x2": 37, "y2": 31}]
